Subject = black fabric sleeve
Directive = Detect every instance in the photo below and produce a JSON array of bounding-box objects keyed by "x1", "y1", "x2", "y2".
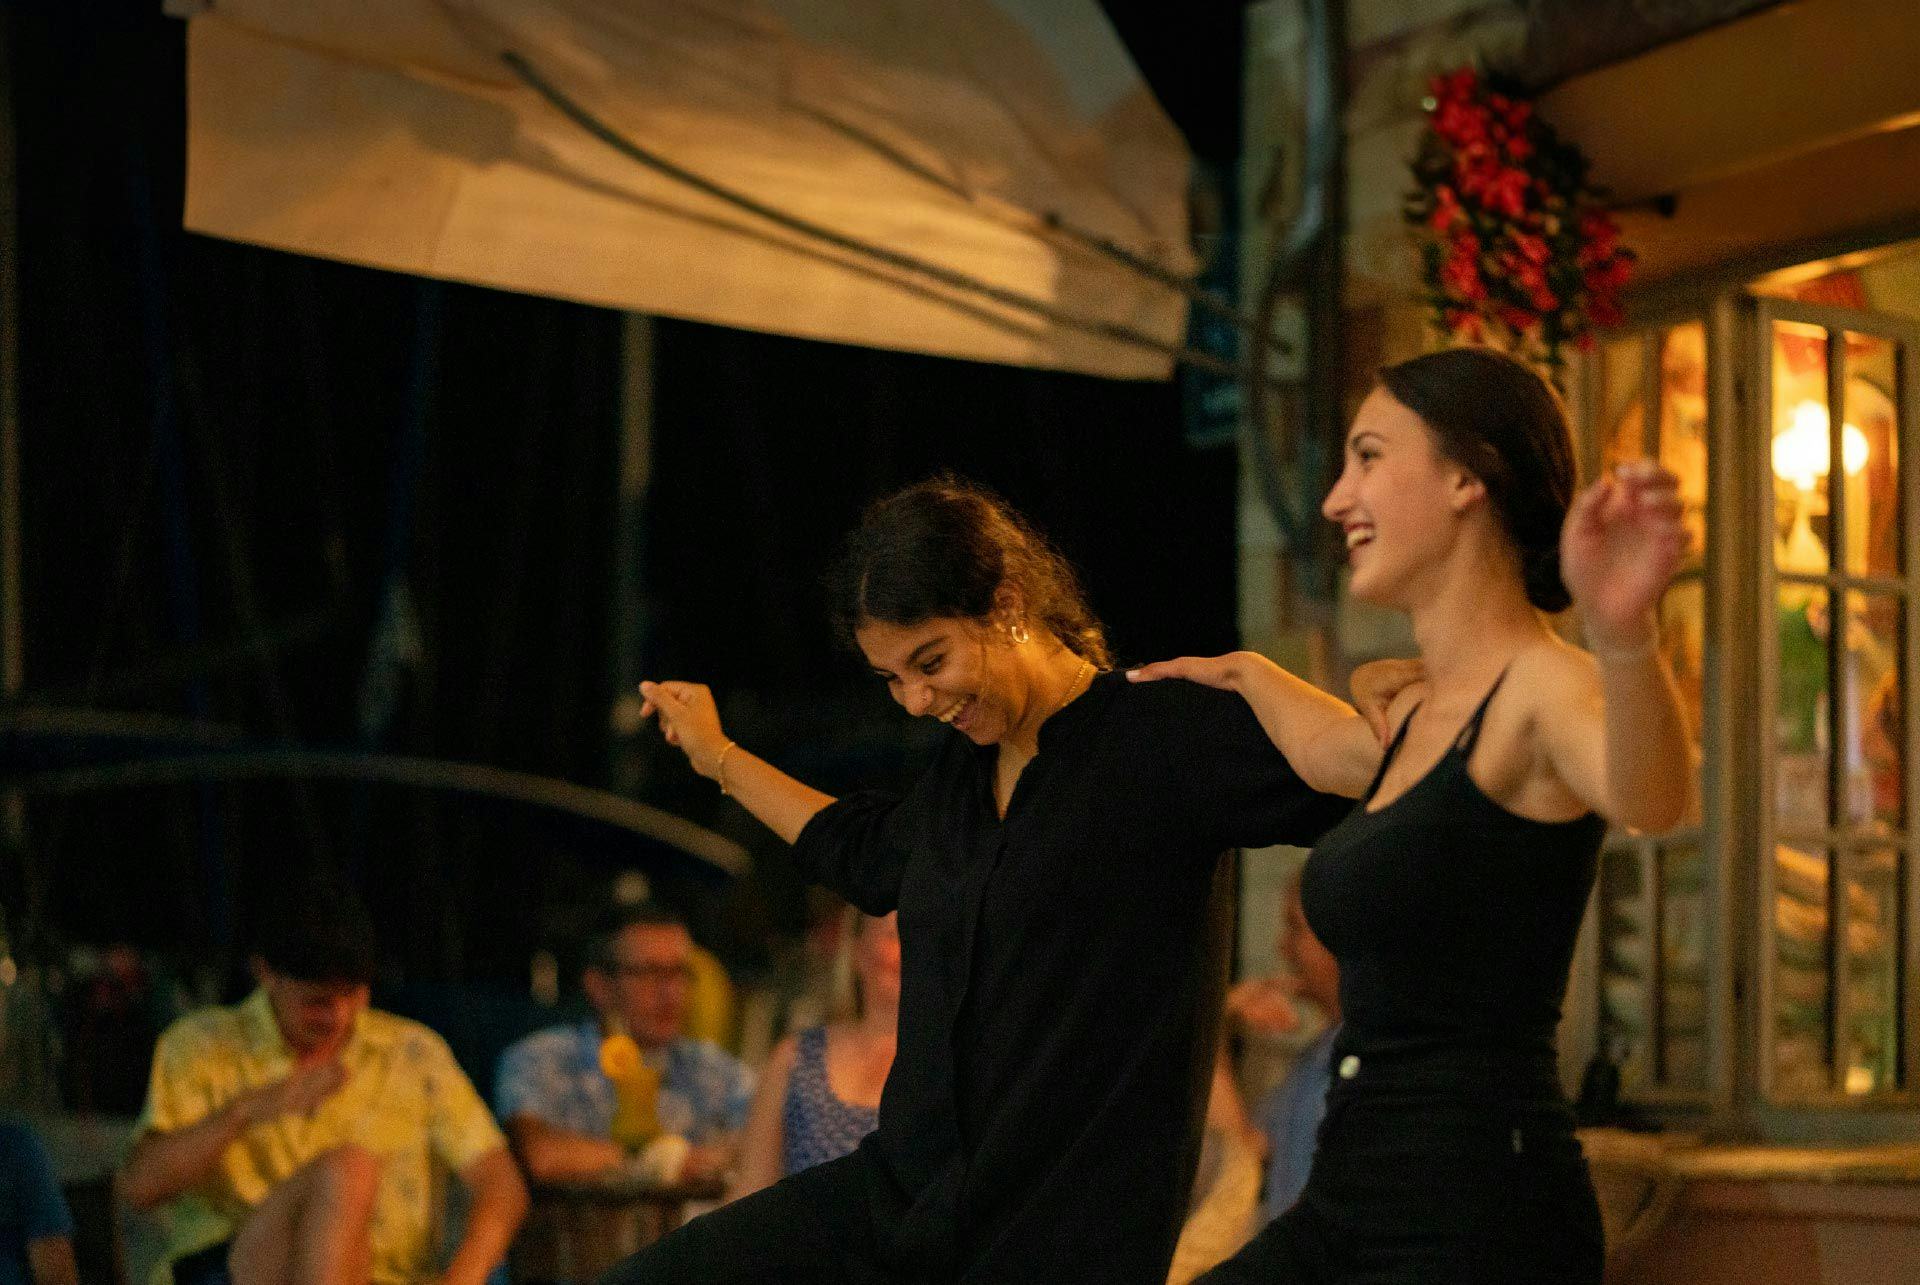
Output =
[
  {"x1": 1153, "y1": 681, "x2": 1353, "y2": 852},
  {"x1": 789, "y1": 791, "x2": 914, "y2": 915}
]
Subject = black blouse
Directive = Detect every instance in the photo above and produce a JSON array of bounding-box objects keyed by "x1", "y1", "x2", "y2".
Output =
[{"x1": 791, "y1": 671, "x2": 1348, "y2": 1282}]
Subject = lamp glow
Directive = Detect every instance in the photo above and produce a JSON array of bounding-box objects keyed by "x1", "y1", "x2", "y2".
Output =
[{"x1": 1771, "y1": 401, "x2": 1868, "y2": 491}]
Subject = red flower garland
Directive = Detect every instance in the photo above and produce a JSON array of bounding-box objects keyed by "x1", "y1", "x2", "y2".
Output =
[{"x1": 1406, "y1": 68, "x2": 1633, "y2": 366}]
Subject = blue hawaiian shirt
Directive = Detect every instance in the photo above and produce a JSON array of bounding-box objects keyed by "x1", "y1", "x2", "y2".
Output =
[
  {"x1": 493, "y1": 1021, "x2": 754, "y2": 1144},
  {"x1": 1255, "y1": 1025, "x2": 1337, "y2": 1223}
]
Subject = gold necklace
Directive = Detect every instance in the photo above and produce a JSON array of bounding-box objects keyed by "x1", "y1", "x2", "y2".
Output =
[
  {"x1": 1006, "y1": 656, "x2": 1093, "y2": 756},
  {"x1": 1049, "y1": 656, "x2": 1094, "y2": 722}
]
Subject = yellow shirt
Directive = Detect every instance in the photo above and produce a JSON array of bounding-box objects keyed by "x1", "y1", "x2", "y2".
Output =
[
  {"x1": 137, "y1": 990, "x2": 506, "y2": 1285},
  {"x1": 683, "y1": 944, "x2": 738, "y2": 1050}
]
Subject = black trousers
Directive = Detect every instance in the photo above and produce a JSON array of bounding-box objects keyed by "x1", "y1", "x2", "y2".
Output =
[
  {"x1": 596, "y1": 1149, "x2": 932, "y2": 1285},
  {"x1": 1198, "y1": 1050, "x2": 1604, "y2": 1285}
]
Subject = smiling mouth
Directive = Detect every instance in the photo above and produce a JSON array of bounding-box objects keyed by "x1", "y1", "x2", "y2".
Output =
[
  {"x1": 934, "y1": 695, "x2": 975, "y2": 727},
  {"x1": 1345, "y1": 526, "x2": 1374, "y2": 550}
]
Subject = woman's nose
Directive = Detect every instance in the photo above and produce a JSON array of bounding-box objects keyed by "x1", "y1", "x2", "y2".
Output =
[
  {"x1": 1322, "y1": 473, "x2": 1352, "y2": 522},
  {"x1": 900, "y1": 681, "x2": 934, "y2": 716}
]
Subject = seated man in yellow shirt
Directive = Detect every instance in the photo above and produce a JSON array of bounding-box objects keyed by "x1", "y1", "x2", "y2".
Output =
[{"x1": 118, "y1": 877, "x2": 527, "y2": 1285}]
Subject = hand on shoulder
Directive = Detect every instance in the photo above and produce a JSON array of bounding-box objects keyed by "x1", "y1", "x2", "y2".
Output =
[{"x1": 1125, "y1": 651, "x2": 1255, "y2": 692}]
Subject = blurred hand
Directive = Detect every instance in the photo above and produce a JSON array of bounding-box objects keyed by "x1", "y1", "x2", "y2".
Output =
[
  {"x1": 678, "y1": 1143, "x2": 731, "y2": 1185},
  {"x1": 1125, "y1": 652, "x2": 1248, "y2": 691},
  {"x1": 1226, "y1": 975, "x2": 1303, "y2": 1039},
  {"x1": 1561, "y1": 461, "x2": 1689, "y2": 649},
  {"x1": 1348, "y1": 658, "x2": 1424, "y2": 744},
  {"x1": 247, "y1": 1058, "x2": 348, "y2": 1125},
  {"x1": 637, "y1": 680, "x2": 730, "y2": 778}
]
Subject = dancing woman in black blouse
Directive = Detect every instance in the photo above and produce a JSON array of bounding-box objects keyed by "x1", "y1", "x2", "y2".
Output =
[
  {"x1": 1134, "y1": 346, "x2": 1695, "y2": 1284},
  {"x1": 607, "y1": 479, "x2": 1391, "y2": 1284}
]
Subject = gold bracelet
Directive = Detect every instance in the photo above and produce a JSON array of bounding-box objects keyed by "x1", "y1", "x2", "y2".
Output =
[{"x1": 714, "y1": 739, "x2": 741, "y2": 795}]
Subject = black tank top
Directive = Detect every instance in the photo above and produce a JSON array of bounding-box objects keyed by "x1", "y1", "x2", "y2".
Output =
[{"x1": 1300, "y1": 669, "x2": 1606, "y2": 1064}]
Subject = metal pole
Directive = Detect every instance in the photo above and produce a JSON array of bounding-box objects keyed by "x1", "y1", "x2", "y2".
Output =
[
  {"x1": 0, "y1": 3, "x2": 31, "y2": 891},
  {"x1": 608, "y1": 313, "x2": 654, "y2": 793}
]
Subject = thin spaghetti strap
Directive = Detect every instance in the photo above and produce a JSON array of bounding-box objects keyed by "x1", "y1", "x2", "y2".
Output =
[
  {"x1": 1365, "y1": 702, "x2": 1422, "y2": 801},
  {"x1": 1454, "y1": 665, "x2": 1514, "y2": 754}
]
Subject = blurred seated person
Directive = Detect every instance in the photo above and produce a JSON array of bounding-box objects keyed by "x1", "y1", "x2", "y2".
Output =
[
  {"x1": 118, "y1": 875, "x2": 527, "y2": 1285},
  {"x1": 606, "y1": 872, "x2": 737, "y2": 1051},
  {"x1": 1166, "y1": 1054, "x2": 1266, "y2": 1284},
  {"x1": 0, "y1": 1021, "x2": 80, "y2": 1285},
  {"x1": 734, "y1": 889, "x2": 858, "y2": 1069},
  {"x1": 728, "y1": 911, "x2": 898, "y2": 1201},
  {"x1": 495, "y1": 904, "x2": 754, "y2": 1190},
  {"x1": 1232, "y1": 872, "x2": 1342, "y2": 1223}
]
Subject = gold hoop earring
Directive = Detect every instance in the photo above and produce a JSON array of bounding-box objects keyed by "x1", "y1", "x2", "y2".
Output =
[{"x1": 1009, "y1": 622, "x2": 1031, "y2": 646}]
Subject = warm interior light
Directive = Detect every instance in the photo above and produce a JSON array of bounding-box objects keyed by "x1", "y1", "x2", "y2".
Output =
[{"x1": 1771, "y1": 400, "x2": 1868, "y2": 491}]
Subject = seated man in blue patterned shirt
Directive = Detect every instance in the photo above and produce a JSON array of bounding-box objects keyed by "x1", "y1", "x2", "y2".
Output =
[{"x1": 495, "y1": 903, "x2": 753, "y2": 1188}]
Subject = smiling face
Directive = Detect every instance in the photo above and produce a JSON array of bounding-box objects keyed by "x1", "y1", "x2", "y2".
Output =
[
  {"x1": 1321, "y1": 387, "x2": 1483, "y2": 609},
  {"x1": 855, "y1": 614, "x2": 1029, "y2": 746}
]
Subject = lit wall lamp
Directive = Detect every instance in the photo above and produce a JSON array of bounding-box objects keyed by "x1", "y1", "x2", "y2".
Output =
[{"x1": 1771, "y1": 400, "x2": 1868, "y2": 492}]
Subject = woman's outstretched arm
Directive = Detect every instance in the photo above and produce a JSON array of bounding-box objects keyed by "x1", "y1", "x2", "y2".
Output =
[
  {"x1": 1539, "y1": 461, "x2": 1697, "y2": 833},
  {"x1": 639, "y1": 680, "x2": 835, "y2": 844},
  {"x1": 1126, "y1": 653, "x2": 1409, "y2": 798}
]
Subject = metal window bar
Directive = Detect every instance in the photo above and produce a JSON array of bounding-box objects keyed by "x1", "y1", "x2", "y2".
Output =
[
  {"x1": 1896, "y1": 338, "x2": 1912, "y2": 1091},
  {"x1": 1826, "y1": 329, "x2": 1849, "y2": 1094}
]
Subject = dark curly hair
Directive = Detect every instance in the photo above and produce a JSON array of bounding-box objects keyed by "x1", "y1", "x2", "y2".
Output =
[
  {"x1": 1377, "y1": 346, "x2": 1578, "y2": 612},
  {"x1": 824, "y1": 475, "x2": 1112, "y2": 668}
]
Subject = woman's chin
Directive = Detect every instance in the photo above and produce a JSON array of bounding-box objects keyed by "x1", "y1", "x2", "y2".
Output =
[
  {"x1": 1344, "y1": 572, "x2": 1386, "y2": 606},
  {"x1": 1344, "y1": 563, "x2": 1406, "y2": 610}
]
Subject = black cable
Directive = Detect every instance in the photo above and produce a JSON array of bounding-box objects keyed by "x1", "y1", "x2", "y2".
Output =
[{"x1": 501, "y1": 49, "x2": 1282, "y2": 387}]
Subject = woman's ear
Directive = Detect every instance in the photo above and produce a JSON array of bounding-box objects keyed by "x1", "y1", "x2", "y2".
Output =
[
  {"x1": 991, "y1": 582, "x2": 1026, "y2": 631},
  {"x1": 1447, "y1": 467, "x2": 1488, "y2": 514}
]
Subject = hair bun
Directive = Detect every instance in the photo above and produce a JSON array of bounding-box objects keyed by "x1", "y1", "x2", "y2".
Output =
[{"x1": 1523, "y1": 544, "x2": 1572, "y2": 613}]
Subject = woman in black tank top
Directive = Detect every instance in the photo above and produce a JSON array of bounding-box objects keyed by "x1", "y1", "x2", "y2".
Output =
[{"x1": 1133, "y1": 347, "x2": 1696, "y2": 1284}]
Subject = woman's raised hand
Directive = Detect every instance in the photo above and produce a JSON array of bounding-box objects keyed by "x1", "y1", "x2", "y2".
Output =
[
  {"x1": 637, "y1": 680, "x2": 731, "y2": 779},
  {"x1": 1125, "y1": 652, "x2": 1249, "y2": 691},
  {"x1": 1348, "y1": 657, "x2": 1425, "y2": 744},
  {"x1": 1560, "y1": 460, "x2": 1689, "y2": 648}
]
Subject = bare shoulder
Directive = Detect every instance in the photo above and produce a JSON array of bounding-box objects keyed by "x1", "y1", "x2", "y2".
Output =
[{"x1": 1507, "y1": 638, "x2": 1604, "y2": 730}]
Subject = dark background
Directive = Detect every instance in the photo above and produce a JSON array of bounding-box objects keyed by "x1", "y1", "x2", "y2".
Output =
[{"x1": 2, "y1": 1, "x2": 1254, "y2": 995}]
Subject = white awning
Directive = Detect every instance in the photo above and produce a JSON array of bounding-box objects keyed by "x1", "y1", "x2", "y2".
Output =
[{"x1": 176, "y1": 0, "x2": 1199, "y2": 379}]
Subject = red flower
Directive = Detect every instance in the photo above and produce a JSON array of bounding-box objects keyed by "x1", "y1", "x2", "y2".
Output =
[
  {"x1": 1428, "y1": 185, "x2": 1464, "y2": 233},
  {"x1": 1497, "y1": 303, "x2": 1541, "y2": 335},
  {"x1": 1434, "y1": 99, "x2": 1491, "y2": 148},
  {"x1": 1445, "y1": 308, "x2": 1485, "y2": 342},
  {"x1": 1441, "y1": 248, "x2": 1487, "y2": 303},
  {"x1": 1510, "y1": 231, "x2": 1549, "y2": 264},
  {"x1": 1435, "y1": 68, "x2": 1478, "y2": 102},
  {"x1": 1458, "y1": 158, "x2": 1530, "y2": 219},
  {"x1": 1408, "y1": 65, "x2": 1626, "y2": 364},
  {"x1": 1584, "y1": 254, "x2": 1632, "y2": 295}
]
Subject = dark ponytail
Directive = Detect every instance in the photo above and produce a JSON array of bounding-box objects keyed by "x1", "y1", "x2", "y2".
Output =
[{"x1": 1378, "y1": 347, "x2": 1578, "y2": 612}]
